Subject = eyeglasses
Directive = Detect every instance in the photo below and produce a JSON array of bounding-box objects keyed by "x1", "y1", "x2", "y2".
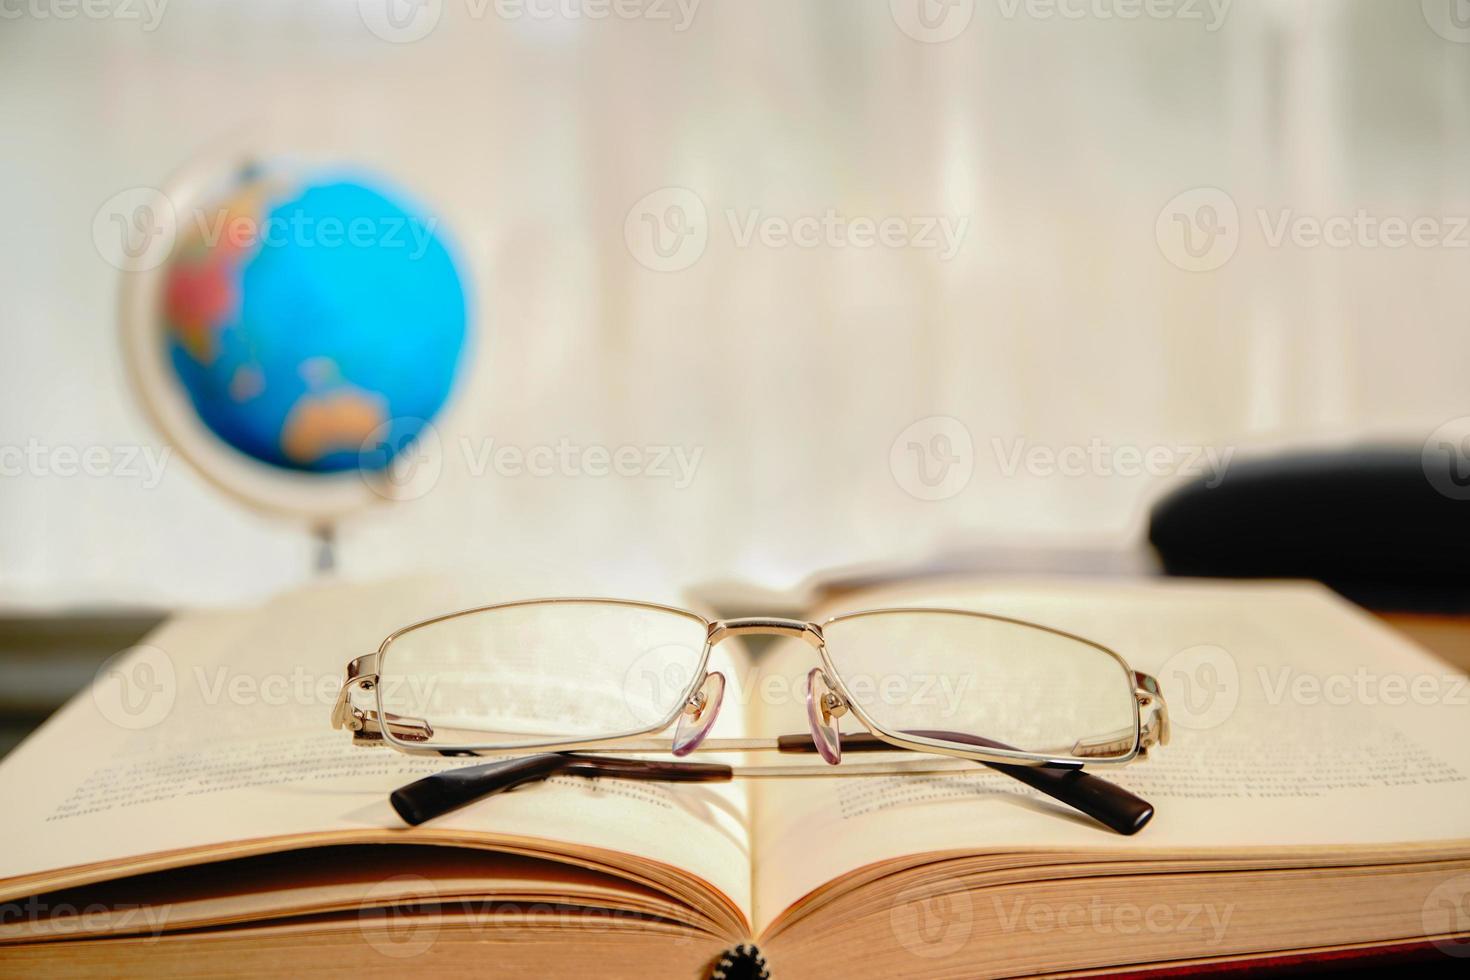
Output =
[{"x1": 331, "y1": 598, "x2": 1170, "y2": 835}]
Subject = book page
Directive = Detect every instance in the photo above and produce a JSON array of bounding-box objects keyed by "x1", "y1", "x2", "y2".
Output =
[
  {"x1": 748, "y1": 578, "x2": 1470, "y2": 934},
  {"x1": 0, "y1": 576, "x2": 755, "y2": 937}
]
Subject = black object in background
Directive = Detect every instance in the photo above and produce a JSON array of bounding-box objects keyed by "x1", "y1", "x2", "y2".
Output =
[{"x1": 1149, "y1": 446, "x2": 1470, "y2": 613}]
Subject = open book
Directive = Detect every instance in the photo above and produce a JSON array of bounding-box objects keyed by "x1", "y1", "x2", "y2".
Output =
[{"x1": 1, "y1": 576, "x2": 1468, "y2": 977}]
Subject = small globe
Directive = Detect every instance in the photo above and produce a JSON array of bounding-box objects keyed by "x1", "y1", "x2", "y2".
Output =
[{"x1": 155, "y1": 166, "x2": 467, "y2": 478}]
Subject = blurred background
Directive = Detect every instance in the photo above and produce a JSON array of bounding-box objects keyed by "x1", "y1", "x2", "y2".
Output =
[{"x1": 2, "y1": 0, "x2": 1469, "y2": 746}]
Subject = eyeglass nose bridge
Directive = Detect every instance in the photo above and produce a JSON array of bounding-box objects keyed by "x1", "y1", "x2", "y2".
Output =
[{"x1": 706, "y1": 617, "x2": 825, "y2": 648}]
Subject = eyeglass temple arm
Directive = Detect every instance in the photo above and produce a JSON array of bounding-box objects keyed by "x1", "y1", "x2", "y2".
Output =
[
  {"x1": 389, "y1": 732, "x2": 1153, "y2": 835},
  {"x1": 389, "y1": 754, "x2": 734, "y2": 826},
  {"x1": 778, "y1": 731, "x2": 1153, "y2": 835}
]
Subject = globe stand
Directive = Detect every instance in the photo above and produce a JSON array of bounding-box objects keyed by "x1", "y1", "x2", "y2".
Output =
[{"x1": 313, "y1": 523, "x2": 337, "y2": 575}]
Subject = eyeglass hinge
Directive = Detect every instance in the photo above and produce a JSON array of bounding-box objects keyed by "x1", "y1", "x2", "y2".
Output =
[
  {"x1": 332, "y1": 662, "x2": 436, "y2": 746},
  {"x1": 332, "y1": 654, "x2": 386, "y2": 745}
]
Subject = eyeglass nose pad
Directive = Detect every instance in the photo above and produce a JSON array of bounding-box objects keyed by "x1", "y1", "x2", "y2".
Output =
[
  {"x1": 805, "y1": 668, "x2": 845, "y2": 765},
  {"x1": 672, "y1": 671, "x2": 726, "y2": 757}
]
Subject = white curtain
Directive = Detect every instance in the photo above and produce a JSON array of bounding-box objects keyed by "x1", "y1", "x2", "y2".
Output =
[{"x1": 2, "y1": 0, "x2": 1467, "y2": 605}]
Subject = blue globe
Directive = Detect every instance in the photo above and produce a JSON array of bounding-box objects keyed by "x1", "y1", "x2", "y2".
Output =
[{"x1": 159, "y1": 169, "x2": 468, "y2": 474}]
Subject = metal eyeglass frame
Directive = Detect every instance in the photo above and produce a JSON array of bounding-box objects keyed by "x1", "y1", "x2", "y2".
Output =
[{"x1": 331, "y1": 597, "x2": 1171, "y2": 835}]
